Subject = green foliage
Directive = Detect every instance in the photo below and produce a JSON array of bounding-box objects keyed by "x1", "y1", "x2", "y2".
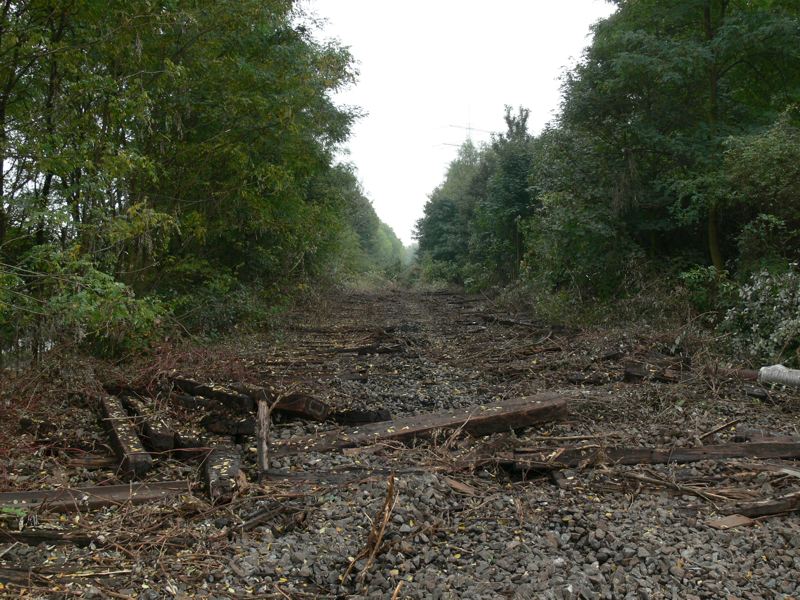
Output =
[
  {"x1": 521, "y1": 193, "x2": 640, "y2": 299},
  {"x1": 324, "y1": 165, "x2": 407, "y2": 278},
  {"x1": 562, "y1": 0, "x2": 800, "y2": 269},
  {"x1": 725, "y1": 113, "x2": 800, "y2": 217},
  {"x1": 418, "y1": 256, "x2": 462, "y2": 287},
  {"x1": 1, "y1": 246, "x2": 166, "y2": 357},
  {"x1": 414, "y1": 0, "x2": 800, "y2": 360},
  {"x1": 469, "y1": 108, "x2": 535, "y2": 283},
  {"x1": 736, "y1": 214, "x2": 790, "y2": 274},
  {"x1": 169, "y1": 276, "x2": 288, "y2": 337},
  {"x1": 721, "y1": 265, "x2": 800, "y2": 366},
  {"x1": 416, "y1": 140, "x2": 484, "y2": 283},
  {"x1": 677, "y1": 266, "x2": 736, "y2": 316},
  {"x1": 0, "y1": 0, "x2": 406, "y2": 359},
  {"x1": 46, "y1": 268, "x2": 165, "y2": 357},
  {"x1": 724, "y1": 114, "x2": 800, "y2": 273}
]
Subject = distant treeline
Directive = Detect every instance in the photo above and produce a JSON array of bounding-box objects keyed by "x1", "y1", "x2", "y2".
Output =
[
  {"x1": 0, "y1": 0, "x2": 405, "y2": 359},
  {"x1": 415, "y1": 0, "x2": 800, "y2": 365}
]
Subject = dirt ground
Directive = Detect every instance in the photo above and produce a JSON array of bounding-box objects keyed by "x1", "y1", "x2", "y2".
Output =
[{"x1": 1, "y1": 288, "x2": 799, "y2": 599}]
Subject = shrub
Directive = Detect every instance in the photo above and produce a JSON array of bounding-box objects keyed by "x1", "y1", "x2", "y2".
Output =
[
  {"x1": 678, "y1": 265, "x2": 736, "y2": 317},
  {"x1": 167, "y1": 273, "x2": 287, "y2": 336},
  {"x1": 1, "y1": 245, "x2": 167, "y2": 358},
  {"x1": 721, "y1": 265, "x2": 800, "y2": 366},
  {"x1": 736, "y1": 214, "x2": 790, "y2": 275},
  {"x1": 521, "y1": 192, "x2": 640, "y2": 299}
]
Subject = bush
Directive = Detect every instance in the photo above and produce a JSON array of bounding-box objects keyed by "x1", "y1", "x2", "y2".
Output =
[
  {"x1": 167, "y1": 273, "x2": 288, "y2": 336},
  {"x1": 521, "y1": 192, "x2": 640, "y2": 299},
  {"x1": 418, "y1": 256, "x2": 462, "y2": 286},
  {"x1": 736, "y1": 214, "x2": 790, "y2": 275},
  {"x1": 678, "y1": 265, "x2": 736, "y2": 317},
  {"x1": 1, "y1": 246, "x2": 167, "y2": 358},
  {"x1": 721, "y1": 264, "x2": 800, "y2": 366},
  {"x1": 47, "y1": 268, "x2": 166, "y2": 356}
]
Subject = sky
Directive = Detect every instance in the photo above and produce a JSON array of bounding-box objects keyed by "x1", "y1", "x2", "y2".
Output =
[{"x1": 311, "y1": 1, "x2": 616, "y2": 245}]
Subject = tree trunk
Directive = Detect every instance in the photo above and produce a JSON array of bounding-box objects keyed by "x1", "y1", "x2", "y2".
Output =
[
  {"x1": 708, "y1": 202, "x2": 723, "y2": 271},
  {"x1": 704, "y1": 1, "x2": 727, "y2": 272},
  {"x1": 0, "y1": 1, "x2": 10, "y2": 249}
]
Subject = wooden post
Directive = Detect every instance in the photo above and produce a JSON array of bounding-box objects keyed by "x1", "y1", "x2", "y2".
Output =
[{"x1": 257, "y1": 398, "x2": 271, "y2": 480}]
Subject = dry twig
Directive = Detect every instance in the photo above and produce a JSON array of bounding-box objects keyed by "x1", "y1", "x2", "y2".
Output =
[{"x1": 342, "y1": 474, "x2": 397, "y2": 585}]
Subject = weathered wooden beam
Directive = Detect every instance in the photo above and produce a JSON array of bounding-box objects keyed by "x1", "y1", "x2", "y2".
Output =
[
  {"x1": 202, "y1": 447, "x2": 242, "y2": 503},
  {"x1": 170, "y1": 376, "x2": 254, "y2": 412},
  {"x1": 96, "y1": 395, "x2": 152, "y2": 479},
  {"x1": 200, "y1": 412, "x2": 255, "y2": 435},
  {"x1": 705, "y1": 366, "x2": 759, "y2": 381},
  {"x1": 565, "y1": 372, "x2": 609, "y2": 385},
  {"x1": 511, "y1": 441, "x2": 800, "y2": 470},
  {"x1": 331, "y1": 408, "x2": 392, "y2": 425},
  {"x1": 0, "y1": 528, "x2": 95, "y2": 547},
  {"x1": 0, "y1": 481, "x2": 189, "y2": 513},
  {"x1": 170, "y1": 375, "x2": 330, "y2": 422},
  {"x1": 232, "y1": 383, "x2": 330, "y2": 422},
  {"x1": 273, "y1": 392, "x2": 330, "y2": 422},
  {"x1": 724, "y1": 491, "x2": 800, "y2": 518},
  {"x1": 198, "y1": 399, "x2": 330, "y2": 436},
  {"x1": 274, "y1": 393, "x2": 568, "y2": 456},
  {"x1": 120, "y1": 395, "x2": 176, "y2": 453},
  {"x1": 623, "y1": 361, "x2": 682, "y2": 383},
  {"x1": 172, "y1": 426, "x2": 232, "y2": 457},
  {"x1": 171, "y1": 393, "x2": 222, "y2": 411},
  {"x1": 256, "y1": 399, "x2": 270, "y2": 478}
]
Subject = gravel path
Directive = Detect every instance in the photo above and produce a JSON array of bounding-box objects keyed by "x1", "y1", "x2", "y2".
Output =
[{"x1": 2, "y1": 288, "x2": 800, "y2": 598}]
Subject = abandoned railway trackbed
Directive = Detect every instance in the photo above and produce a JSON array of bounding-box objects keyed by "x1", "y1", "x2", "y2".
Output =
[{"x1": 1, "y1": 288, "x2": 800, "y2": 598}]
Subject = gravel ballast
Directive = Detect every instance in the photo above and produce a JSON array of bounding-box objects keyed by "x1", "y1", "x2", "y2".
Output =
[{"x1": 1, "y1": 288, "x2": 799, "y2": 598}]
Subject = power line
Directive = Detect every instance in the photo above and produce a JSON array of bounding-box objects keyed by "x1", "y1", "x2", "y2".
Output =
[{"x1": 448, "y1": 124, "x2": 493, "y2": 136}]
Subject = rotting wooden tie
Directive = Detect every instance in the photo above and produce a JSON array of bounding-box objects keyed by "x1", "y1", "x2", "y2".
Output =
[
  {"x1": 170, "y1": 374, "x2": 331, "y2": 422},
  {"x1": 170, "y1": 375, "x2": 254, "y2": 412},
  {"x1": 509, "y1": 441, "x2": 800, "y2": 470},
  {"x1": 120, "y1": 395, "x2": 176, "y2": 452},
  {"x1": 203, "y1": 447, "x2": 242, "y2": 503},
  {"x1": 96, "y1": 395, "x2": 152, "y2": 478},
  {"x1": 274, "y1": 393, "x2": 569, "y2": 455},
  {"x1": 0, "y1": 480, "x2": 189, "y2": 513}
]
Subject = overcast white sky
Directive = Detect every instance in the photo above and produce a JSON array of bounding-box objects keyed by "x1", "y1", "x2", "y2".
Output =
[{"x1": 311, "y1": 1, "x2": 616, "y2": 245}]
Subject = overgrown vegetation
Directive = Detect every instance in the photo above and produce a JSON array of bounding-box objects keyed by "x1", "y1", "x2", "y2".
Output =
[
  {"x1": 0, "y1": 0, "x2": 405, "y2": 362},
  {"x1": 415, "y1": 0, "x2": 800, "y2": 366}
]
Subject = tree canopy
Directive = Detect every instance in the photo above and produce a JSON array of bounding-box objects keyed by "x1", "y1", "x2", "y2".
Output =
[
  {"x1": 0, "y1": 0, "x2": 405, "y2": 359},
  {"x1": 415, "y1": 0, "x2": 800, "y2": 362},
  {"x1": 417, "y1": 0, "x2": 800, "y2": 291}
]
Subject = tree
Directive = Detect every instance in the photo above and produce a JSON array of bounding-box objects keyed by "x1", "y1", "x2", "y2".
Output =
[
  {"x1": 0, "y1": 0, "x2": 406, "y2": 357},
  {"x1": 561, "y1": 0, "x2": 800, "y2": 269},
  {"x1": 415, "y1": 139, "x2": 484, "y2": 282},
  {"x1": 469, "y1": 107, "x2": 535, "y2": 283}
]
